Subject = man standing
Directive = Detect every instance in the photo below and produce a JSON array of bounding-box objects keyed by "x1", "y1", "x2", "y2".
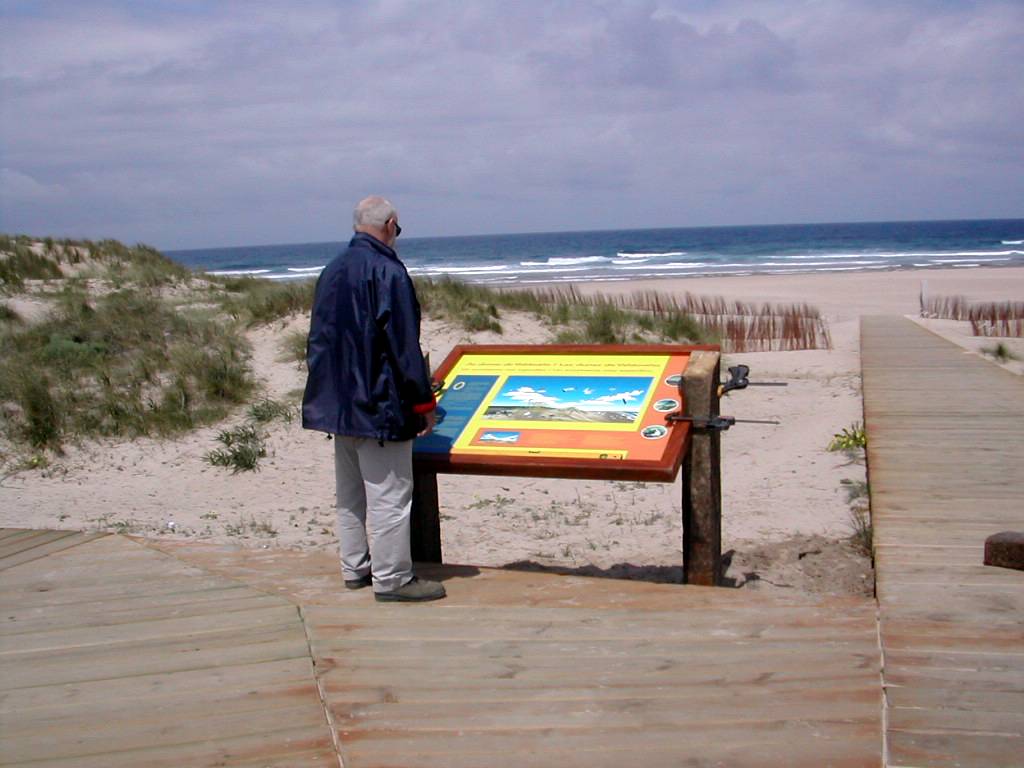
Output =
[{"x1": 303, "y1": 196, "x2": 446, "y2": 602}]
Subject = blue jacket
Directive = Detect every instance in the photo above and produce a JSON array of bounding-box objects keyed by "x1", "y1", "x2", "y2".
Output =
[{"x1": 302, "y1": 233, "x2": 435, "y2": 441}]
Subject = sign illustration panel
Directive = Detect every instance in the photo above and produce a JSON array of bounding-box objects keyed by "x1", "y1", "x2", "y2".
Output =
[{"x1": 414, "y1": 345, "x2": 714, "y2": 481}]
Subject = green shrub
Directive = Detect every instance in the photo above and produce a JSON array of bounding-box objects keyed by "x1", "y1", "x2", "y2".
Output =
[
  {"x1": 828, "y1": 422, "x2": 867, "y2": 451},
  {"x1": 204, "y1": 423, "x2": 267, "y2": 472},
  {"x1": 982, "y1": 342, "x2": 1018, "y2": 362},
  {"x1": 248, "y1": 397, "x2": 295, "y2": 424},
  {"x1": 19, "y1": 376, "x2": 61, "y2": 449}
]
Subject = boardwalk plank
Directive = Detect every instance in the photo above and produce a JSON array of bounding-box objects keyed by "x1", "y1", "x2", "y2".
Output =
[
  {"x1": 3, "y1": 603, "x2": 301, "y2": 654},
  {"x1": 0, "y1": 629, "x2": 311, "y2": 691},
  {"x1": 334, "y1": 720, "x2": 879, "y2": 768},
  {"x1": 0, "y1": 532, "x2": 105, "y2": 570},
  {"x1": 2, "y1": 655, "x2": 317, "y2": 714},
  {"x1": 1, "y1": 592, "x2": 285, "y2": 635},
  {"x1": 0, "y1": 724, "x2": 334, "y2": 768}
]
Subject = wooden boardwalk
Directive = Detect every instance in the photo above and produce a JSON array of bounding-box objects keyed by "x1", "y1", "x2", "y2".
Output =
[
  {"x1": 861, "y1": 316, "x2": 1024, "y2": 768},
  {"x1": 2, "y1": 531, "x2": 882, "y2": 767},
  {"x1": 4, "y1": 316, "x2": 1022, "y2": 766}
]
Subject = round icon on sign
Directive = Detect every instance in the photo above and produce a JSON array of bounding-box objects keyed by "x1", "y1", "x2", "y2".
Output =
[
  {"x1": 664, "y1": 374, "x2": 682, "y2": 387},
  {"x1": 641, "y1": 425, "x2": 668, "y2": 440},
  {"x1": 453, "y1": 381, "x2": 466, "y2": 391},
  {"x1": 653, "y1": 398, "x2": 678, "y2": 412}
]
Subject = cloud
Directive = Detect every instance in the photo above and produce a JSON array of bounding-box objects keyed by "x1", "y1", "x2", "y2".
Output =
[
  {"x1": 502, "y1": 386, "x2": 561, "y2": 409},
  {"x1": 1, "y1": 1, "x2": 1021, "y2": 247}
]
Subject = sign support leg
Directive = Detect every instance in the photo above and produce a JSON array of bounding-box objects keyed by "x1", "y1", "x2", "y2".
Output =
[
  {"x1": 680, "y1": 350, "x2": 722, "y2": 586},
  {"x1": 411, "y1": 466, "x2": 442, "y2": 563}
]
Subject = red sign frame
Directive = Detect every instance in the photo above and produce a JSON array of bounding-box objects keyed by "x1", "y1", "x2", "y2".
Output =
[{"x1": 413, "y1": 344, "x2": 718, "y2": 482}]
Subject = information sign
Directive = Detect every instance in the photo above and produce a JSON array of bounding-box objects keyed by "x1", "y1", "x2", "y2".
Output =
[{"x1": 414, "y1": 344, "x2": 717, "y2": 481}]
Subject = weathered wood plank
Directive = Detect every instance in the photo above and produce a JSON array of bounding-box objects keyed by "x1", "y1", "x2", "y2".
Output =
[
  {"x1": 0, "y1": 725, "x2": 334, "y2": 768},
  {"x1": 1, "y1": 592, "x2": 285, "y2": 636},
  {"x1": 334, "y1": 720, "x2": 879, "y2": 768},
  {"x1": 3, "y1": 603, "x2": 301, "y2": 655},
  {"x1": 1, "y1": 655, "x2": 317, "y2": 714},
  {"x1": 888, "y1": 729, "x2": 1022, "y2": 768},
  {"x1": 0, "y1": 529, "x2": 76, "y2": 557},
  {"x1": 0, "y1": 629, "x2": 311, "y2": 691}
]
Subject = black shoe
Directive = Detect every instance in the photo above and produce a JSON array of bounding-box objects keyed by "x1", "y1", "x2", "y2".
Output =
[
  {"x1": 374, "y1": 576, "x2": 446, "y2": 603},
  {"x1": 344, "y1": 574, "x2": 373, "y2": 590}
]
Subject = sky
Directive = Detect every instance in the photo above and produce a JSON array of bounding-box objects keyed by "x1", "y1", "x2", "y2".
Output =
[
  {"x1": 493, "y1": 377, "x2": 651, "y2": 411},
  {"x1": 1, "y1": 0, "x2": 1022, "y2": 249}
]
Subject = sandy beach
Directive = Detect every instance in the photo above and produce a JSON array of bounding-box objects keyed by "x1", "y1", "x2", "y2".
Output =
[{"x1": 2, "y1": 266, "x2": 1021, "y2": 597}]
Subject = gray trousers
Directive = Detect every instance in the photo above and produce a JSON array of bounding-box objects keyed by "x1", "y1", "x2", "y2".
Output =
[{"x1": 334, "y1": 436, "x2": 414, "y2": 593}]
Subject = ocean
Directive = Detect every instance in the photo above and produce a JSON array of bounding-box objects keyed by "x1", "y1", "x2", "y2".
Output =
[{"x1": 167, "y1": 218, "x2": 1024, "y2": 285}]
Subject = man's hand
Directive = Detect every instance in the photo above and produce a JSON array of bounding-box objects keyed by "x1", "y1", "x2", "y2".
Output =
[{"x1": 417, "y1": 410, "x2": 436, "y2": 437}]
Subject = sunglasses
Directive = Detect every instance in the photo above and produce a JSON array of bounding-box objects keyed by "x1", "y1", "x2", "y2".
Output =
[{"x1": 391, "y1": 220, "x2": 402, "y2": 238}]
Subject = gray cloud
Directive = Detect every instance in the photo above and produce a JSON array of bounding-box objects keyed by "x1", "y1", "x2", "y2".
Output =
[{"x1": 1, "y1": 0, "x2": 1021, "y2": 248}]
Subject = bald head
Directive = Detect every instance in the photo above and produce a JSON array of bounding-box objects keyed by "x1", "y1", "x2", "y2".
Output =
[{"x1": 352, "y1": 196, "x2": 401, "y2": 247}]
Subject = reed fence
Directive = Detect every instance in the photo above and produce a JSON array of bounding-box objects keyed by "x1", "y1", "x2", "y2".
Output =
[
  {"x1": 920, "y1": 294, "x2": 1024, "y2": 337},
  {"x1": 528, "y1": 286, "x2": 832, "y2": 352}
]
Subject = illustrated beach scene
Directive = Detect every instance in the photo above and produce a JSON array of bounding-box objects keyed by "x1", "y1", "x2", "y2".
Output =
[
  {"x1": 2, "y1": 2, "x2": 1023, "y2": 766},
  {"x1": 483, "y1": 375, "x2": 653, "y2": 423}
]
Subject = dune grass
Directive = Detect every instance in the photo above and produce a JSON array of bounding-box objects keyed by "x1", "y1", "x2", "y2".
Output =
[
  {"x1": 214, "y1": 276, "x2": 316, "y2": 326},
  {"x1": 0, "y1": 282, "x2": 254, "y2": 451},
  {"x1": 0, "y1": 241, "x2": 63, "y2": 292}
]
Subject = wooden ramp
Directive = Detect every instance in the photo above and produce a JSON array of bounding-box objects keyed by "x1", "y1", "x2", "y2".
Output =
[
  {"x1": 2, "y1": 530, "x2": 882, "y2": 767},
  {"x1": 861, "y1": 316, "x2": 1024, "y2": 767}
]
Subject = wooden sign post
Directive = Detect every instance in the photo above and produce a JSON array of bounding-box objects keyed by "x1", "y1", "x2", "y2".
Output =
[
  {"x1": 680, "y1": 350, "x2": 722, "y2": 586},
  {"x1": 410, "y1": 344, "x2": 723, "y2": 585}
]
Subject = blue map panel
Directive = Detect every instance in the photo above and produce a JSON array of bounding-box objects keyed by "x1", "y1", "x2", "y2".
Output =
[{"x1": 414, "y1": 375, "x2": 498, "y2": 455}]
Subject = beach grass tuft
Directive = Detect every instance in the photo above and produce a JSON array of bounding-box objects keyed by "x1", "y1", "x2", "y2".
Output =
[
  {"x1": 921, "y1": 294, "x2": 1024, "y2": 337},
  {"x1": 414, "y1": 277, "x2": 504, "y2": 333},
  {"x1": 204, "y1": 423, "x2": 267, "y2": 473},
  {"x1": 849, "y1": 506, "x2": 873, "y2": 558},
  {"x1": 248, "y1": 397, "x2": 296, "y2": 424},
  {"x1": 0, "y1": 241, "x2": 63, "y2": 291},
  {"x1": 279, "y1": 329, "x2": 309, "y2": 365},
  {"x1": 982, "y1": 342, "x2": 1019, "y2": 362},
  {"x1": 214, "y1": 276, "x2": 316, "y2": 326}
]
